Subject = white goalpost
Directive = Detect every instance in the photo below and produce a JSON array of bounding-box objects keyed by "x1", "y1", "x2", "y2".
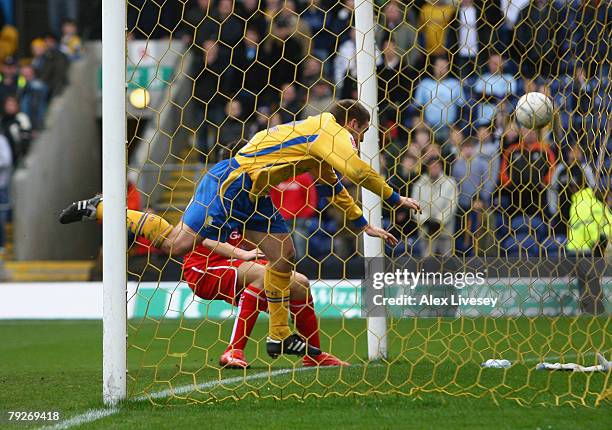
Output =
[
  {"x1": 99, "y1": 0, "x2": 386, "y2": 402},
  {"x1": 355, "y1": 0, "x2": 388, "y2": 360},
  {"x1": 102, "y1": 0, "x2": 127, "y2": 406}
]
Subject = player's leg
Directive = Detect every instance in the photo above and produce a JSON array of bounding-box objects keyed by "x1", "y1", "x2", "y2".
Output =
[
  {"x1": 288, "y1": 272, "x2": 349, "y2": 366},
  {"x1": 231, "y1": 261, "x2": 347, "y2": 366},
  {"x1": 183, "y1": 256, "x2": 256, "y2": 368},
  {"x1": 245, "y1": 231, "x2": 294, "y2": 338},
  {"x1": 220, "y1": 284, "x2": 267, "y2": 369},
  {"x1": 59, "y1": 195, "x2": 200, "y2": 255}
]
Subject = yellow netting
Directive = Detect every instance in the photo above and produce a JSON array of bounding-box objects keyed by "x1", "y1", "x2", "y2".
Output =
[{"x1": 124, "y1": 0, "x2": 611, "y2": 407}]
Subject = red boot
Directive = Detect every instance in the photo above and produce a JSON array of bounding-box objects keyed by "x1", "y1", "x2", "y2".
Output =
[
  {"x1": 219, "y1": 349, "x2": 250, "y2": 369},
  {"x1": 303, "y1": 352, "x2": 350, "y2": 367}
]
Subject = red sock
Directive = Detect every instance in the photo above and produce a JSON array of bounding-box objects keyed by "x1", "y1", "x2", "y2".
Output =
[
  {"x1": 290, "y1": 293, "x2": 320, "y2": 349},
  {"x1": 226, "y1": 285, "x2": 266, "y2": 352}
]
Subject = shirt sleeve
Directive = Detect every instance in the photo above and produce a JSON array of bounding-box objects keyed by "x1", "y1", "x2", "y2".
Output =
[
  {"x1": 314, "y1": 163, "x2": 368, "y2": 229},
  {"x1": 309, "y1": 115, "x2": 401, "y2": 209}
]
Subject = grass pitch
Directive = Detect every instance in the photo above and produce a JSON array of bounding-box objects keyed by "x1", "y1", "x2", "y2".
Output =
[{"x1": 1, "y1": 318, "x2": 610, "y2": 429}]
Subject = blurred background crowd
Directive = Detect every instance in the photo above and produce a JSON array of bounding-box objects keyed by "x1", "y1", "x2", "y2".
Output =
[{"x1": 1, "y1": 0, "x2": 611, "y2": 278}]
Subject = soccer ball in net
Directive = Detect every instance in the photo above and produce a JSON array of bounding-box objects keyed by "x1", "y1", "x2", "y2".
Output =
[{"x1": 515, "y1": 92, "x2": 554, "y2": 129}]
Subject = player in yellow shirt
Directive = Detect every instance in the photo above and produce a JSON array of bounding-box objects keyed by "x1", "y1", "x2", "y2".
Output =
[{"x1": 60, "y1": 99, "x2": 421, "y2": 357}]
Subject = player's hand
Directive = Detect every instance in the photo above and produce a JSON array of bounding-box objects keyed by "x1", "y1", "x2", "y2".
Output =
[
  {"x1": 398, "y1": 196, "x2": 421, "y2": 213},
  {"x1": 234, "y1": 248, "x2": 265, "y2": 261},
  {"x1": 365, "y1": 224, "x2": 398, "y2": 246}
]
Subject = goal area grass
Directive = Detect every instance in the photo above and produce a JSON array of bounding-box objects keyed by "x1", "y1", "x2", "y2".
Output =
[{"x1": 1, "y1": 318, "x2": 610, "y2": 429}]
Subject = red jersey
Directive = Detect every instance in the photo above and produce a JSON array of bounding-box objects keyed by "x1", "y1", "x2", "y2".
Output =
[
  {"x1": 183, "y1": 229, "x2": 245, "y2": 266},
  {"x1": 269, "y1": 173, "x2": 318, "y2": 220},
  {"x1": 182, "y1": 230, "x2": 265, "y2": 305}
]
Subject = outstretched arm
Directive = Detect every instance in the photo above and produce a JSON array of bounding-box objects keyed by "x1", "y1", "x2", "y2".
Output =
[{"x1": 200, "y1": 238, "x2": 265, "y2": 261}]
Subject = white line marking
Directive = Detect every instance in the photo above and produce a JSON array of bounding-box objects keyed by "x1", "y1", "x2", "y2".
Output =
[
  {"x1": 40, "y1": 408, "x2": 118, "y2": 430},
  {"x1": 42, "y1": 353, "x2": 604, "y2": 429},
  {"x1": 138, "y1": 366, "x2": 313, "y2": 401},
  {"x1": 39, "y1": 365, "x2": 341, "y2": 430}
]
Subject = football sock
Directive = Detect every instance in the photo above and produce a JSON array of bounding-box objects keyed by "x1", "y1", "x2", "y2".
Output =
[
  {"x1": 96, "y1": 202, "x2": 172, "y2": 248},
  {"x1": 264, "y1": 266, "x2": 292, "y2": 340},
  {"x1": 227, "y1": 285, "x2": 266, "y2": 352},
  {"x1": 290, "y1": 293, "x2": 320, "y2": 349}
]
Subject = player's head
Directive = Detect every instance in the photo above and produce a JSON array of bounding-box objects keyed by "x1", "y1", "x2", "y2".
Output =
[{"x1": 329, "y1": 99, "x2": 371, "y2": 146}]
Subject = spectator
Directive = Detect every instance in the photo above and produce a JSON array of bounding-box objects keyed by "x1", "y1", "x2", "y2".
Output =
[
  {"x1": 0, "y1": 25, "x2": 17, "y2": 64},
  {"x1": 422, "y1": 142, "x2": 443, "y2": 164},
  {"x1": 237, "y1": 26, "x2": 271, "y2": 115},
  {"x1": 413, "y1": 56, "x2": 464, "y2": 142},
  {"x1": 375, "y1": 1, "x2": 420, "y2": 66},
  {"x1": 418, "y1": 0, "x2": 455, "y2": 58},
  {"x1": 236, "y1": 0, "x2": 269, "y2": 40},
  {"x1": 269, "y1": 112, "x2": 283, "y2": 127},
  {"x1": 411, "y1": 126, "x2": 432, "y2": 154},
  {"x1": 59, "y1": 19, "x2": 82, "y2": 61},
  {"x1": 412, "y1": 156, "x2": 458, "y2": 257},
  {"x1": 386, "y1": 150, "x2": 420, "y2": 237},
  {"x1": 301, "y1": 56, "x2": 324, "y2": 90},
  {"x1": 335, "y1": 27, "x2": 382, "y2": 99},
  {"x1": 48, "y1": 0, "x2": 79, "y2": 38},
  {"x1": 334, "y1": 27, "x2": 357, "y2": 98},
  {"x1": 472, "y1": 53, "x2": 516, "y2": 126},
  {"x1": 264, "y1": 8, "x2": 305, "y2": 95},
  {"x1": 181, "y1": 0, "x2": 217, "y2": 48},
  {"x1": 301, "y1": 0, "x2": 335, "y2": 60},
  {"x1": 304, "y1": 81, "x2": 334, "y2": 118},
  {"x1": 31, "y1": 36, "x2": 68, "y2": 98},
  {"x1": 0, "y1": 57, "x2": 25, "y2": 104},
  {"x1": 193, "y1": 40, "x2": 239, "y2": 161},
  {"x1": 444, "y1": 124, "x2": 463, "y2": 160},
  {"x1": 330, "y1": 0, "x2": 354, "y2": 44},
  {"x1": 264, "y1": 0, "x2": 284, "y2": 19},
  {"x1": 512, "y1": 0, "x2": 564, "y2": 80},
  {"x1": 547, "y1": 143, "x2": 596, "y2": 235},
  {"x1": 500, "y1": 127, "x2": 556, "y2": 217},
  {"x1": 571, "y1": 0, "x2": 611, "y2": 80},
  {"x1": 0, "y1": 132, "x2": 10, "y2": 253},
  {"x1": 565, "y1": 168, "x2": 611, "y2": 315},
  {"x1": 498, "y1": 0, "x2": 530, "y2": 46},
  {"x1": 269, "y1": 173, "x2": 319, "y2": 260},
  {"x1": 451, "y1": 137, "x2": 494, "y2": 254},
  {"x1": 18, "y1": 66, "x2": 48, "y2": 131},
  {"x1": 569, "y1": 65, "x2": 608, "y2": 158},
  {"x1": 278, "y1": 83, "x2": 302, "y2": 123},
  {"x1": 246, "y1": 105, "x2": 272, "y2": 138},
  {"x1": 377, "y1": 38, "x2": 414, "y2": 129},
  {"x1": 476, "y1": 123, "x2": 501, "y2": 170},
  {"x1": 1, "y1": 95, "x2": 32, "y2": 166},
  {"x1": 217, "y1": 99, "x2": 246, "y2": 159},
  {"x1": 446, "y1": 0, "x2": 503, "y2": 78},
  {"x1": 216, "y1": 0, "x2": 247, "y2": 49}
]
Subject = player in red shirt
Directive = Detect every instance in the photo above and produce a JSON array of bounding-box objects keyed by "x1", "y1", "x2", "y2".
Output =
[{"x1": 183, "y1": 229, "x2": 349, "y2": 369}]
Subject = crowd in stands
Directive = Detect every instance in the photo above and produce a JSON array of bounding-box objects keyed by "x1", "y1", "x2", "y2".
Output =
[
  {"x1": 0, "y1": 9, "x2": 82, "y2": 253},
  {"x1": 159, "y1": 0, "x2": 610, "y2": 260}
]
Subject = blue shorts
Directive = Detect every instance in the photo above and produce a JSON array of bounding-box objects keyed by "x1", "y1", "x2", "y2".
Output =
[{"x1": 183, "y1": 158, "x2": 289, "y2": 242}]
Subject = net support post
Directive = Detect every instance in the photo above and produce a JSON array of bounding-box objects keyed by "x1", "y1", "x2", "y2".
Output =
[
  {"x1": 102, "y1": 0, "x2": 127, "y2": 406},
  {"x1": 355, "y1": 0, "x2": 387, "y2": 361}
]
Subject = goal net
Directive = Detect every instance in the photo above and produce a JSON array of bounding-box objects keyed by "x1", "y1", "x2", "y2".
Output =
[{"x1": 120, "y1": 0, "x2": 611, "y2": 407}]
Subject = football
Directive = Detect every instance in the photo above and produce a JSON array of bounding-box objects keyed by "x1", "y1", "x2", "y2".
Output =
[{"x1": 515, "y1": 92, "x2": 554, "y2": 129}]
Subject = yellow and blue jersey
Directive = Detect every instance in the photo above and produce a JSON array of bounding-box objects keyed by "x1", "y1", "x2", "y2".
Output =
[{"x1": 183, "y1": 113, "x2": 401, "y2": 241}]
